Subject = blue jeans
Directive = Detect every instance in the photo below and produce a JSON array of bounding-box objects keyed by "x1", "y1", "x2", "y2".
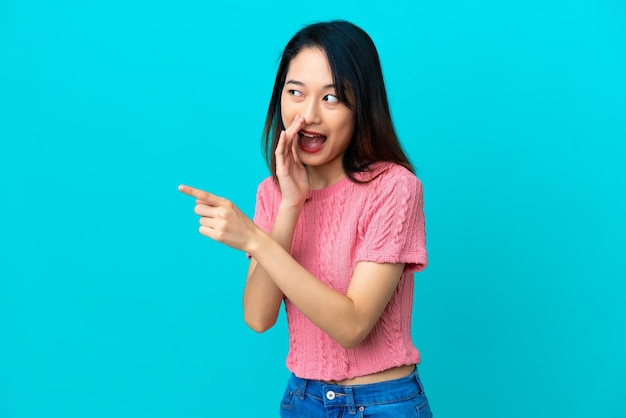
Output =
[{"x1": 279, "y1": 367, "x2": 433, "y2": 417}]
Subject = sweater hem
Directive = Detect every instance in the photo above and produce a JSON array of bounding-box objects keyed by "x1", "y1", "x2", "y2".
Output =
[
  {"x1": 287, "y1": 354, "x2": 421, "y2": 382},
  {"x1": 356, "y1": 251, "x2": 428, "y2": 273}
]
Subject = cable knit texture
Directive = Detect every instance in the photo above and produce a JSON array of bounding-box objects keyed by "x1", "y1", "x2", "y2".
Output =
[{"x1": 252, "y1": 162, "x2": 427, "y2": 381}]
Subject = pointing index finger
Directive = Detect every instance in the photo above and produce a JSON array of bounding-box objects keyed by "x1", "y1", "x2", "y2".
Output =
[{"x1": 178, "y1": 184, "x2": 220, "y2": 204}]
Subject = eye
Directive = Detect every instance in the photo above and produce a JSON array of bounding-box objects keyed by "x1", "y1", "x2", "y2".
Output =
[
  {"x1": 324, "y1": 94, "x2": 339, "y2": 103},
  {"x1": 288, "y1": 89, "x2": 304, "y2": 97}
]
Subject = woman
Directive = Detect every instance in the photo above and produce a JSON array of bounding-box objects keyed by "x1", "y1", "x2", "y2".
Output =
[{"x1": 179, "y1": 20, "x2": 433, "y2": 417}]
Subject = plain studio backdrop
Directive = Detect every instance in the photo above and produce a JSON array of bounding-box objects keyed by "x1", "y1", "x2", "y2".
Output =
[{"x1": 1, "y1": 1, "x2": 625, "y2": 417}]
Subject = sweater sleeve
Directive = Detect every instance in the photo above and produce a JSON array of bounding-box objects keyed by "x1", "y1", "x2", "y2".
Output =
[
  {"x1": 246, "y1": 177, "x2": 275, "y2": 259},
  {"x1": 355, "y1": 170, "x2": 428, "y2": 273},
  {"x1": 253, "y1": 177, "x2": 275, "y2": 234}
]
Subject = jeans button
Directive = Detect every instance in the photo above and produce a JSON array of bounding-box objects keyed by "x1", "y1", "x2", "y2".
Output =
[{"x1": 326, "y1": 390, "x2": 336, "y2": 400}]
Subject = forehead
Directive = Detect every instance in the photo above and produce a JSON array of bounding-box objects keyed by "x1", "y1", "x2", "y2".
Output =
[{"x1": 286, "y1": 47, "x2": 333, "y2": 85}]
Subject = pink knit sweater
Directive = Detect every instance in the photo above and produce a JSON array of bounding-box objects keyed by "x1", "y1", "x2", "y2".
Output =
[{"x1": 253, "y1": 162, "x2": 427, "y2": 381}]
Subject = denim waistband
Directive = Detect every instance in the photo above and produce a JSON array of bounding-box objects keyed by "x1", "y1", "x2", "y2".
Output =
[{"x1": 288, "y1": 366, "x2": 424, "y2": 410}]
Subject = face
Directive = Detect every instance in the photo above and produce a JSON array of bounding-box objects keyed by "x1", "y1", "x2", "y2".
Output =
[{"x1": 281, "y1": 47, "x2": 355, "y2": 184}]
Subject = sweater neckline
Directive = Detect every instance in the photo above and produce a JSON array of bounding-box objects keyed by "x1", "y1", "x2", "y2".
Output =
[{"x1": 307, "y1": 176, "x2": 351, "y2": 201}]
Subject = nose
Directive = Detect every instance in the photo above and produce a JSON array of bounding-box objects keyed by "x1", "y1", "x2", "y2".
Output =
[{"x1": 301, "y1": 99, "x2": 322, "y2": 125}]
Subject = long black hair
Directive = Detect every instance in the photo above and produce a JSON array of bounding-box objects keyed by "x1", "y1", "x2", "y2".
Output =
[{"x1": 262, "y1": 20, "x2": 414, "y2": 183}]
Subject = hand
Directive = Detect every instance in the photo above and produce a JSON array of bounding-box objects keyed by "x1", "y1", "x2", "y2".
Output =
[
  {"x1": 275, "y1": 114, "x2": 309, "y2": 207},
  {"x1": 178, "y1": 185, "x2": 261, "y2": 253}
]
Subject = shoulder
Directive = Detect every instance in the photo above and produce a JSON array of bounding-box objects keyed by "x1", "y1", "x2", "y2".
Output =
[
  {"x1": 256, "y1": 175, "x2": 280, "y2": 196},
  {"x1": 357, "y1": 162, "x2": 422, "y2": 193}
]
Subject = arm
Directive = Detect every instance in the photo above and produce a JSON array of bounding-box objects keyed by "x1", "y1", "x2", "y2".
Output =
[
  {"x1": 243, "y1": 115, "x2": 311, "y2": 332},
  {"x1": 247, "y1": 229, "x2": 405, "y2": 348},
  {"x1": 243, "y1": 166, "x2": 424, "y2": 347},
  {"x1": 188, "y1": 114, "x2": 310, "y2": 333},
  {"x1": 179, "y1": 184, "x2": 406, "y2": 348},
  {"x1": 242, "y1": 202, "x2": 301, "y2": 332}
]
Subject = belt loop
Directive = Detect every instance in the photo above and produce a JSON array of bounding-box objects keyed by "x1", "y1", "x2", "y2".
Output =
[
  {"x1": 344, "y1": 387, "x2": 356, "y2": 415},
  {"x1": 413, "y1": 368, "x2": 425, "y2": 395},
  {"x1": 294, "y1": 375, "x2": 308, "y2": 400}
]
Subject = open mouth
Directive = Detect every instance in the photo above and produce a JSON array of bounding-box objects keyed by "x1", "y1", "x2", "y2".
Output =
[{"x1": 298, "y1": 130, "x2": 327, "y2": 153}]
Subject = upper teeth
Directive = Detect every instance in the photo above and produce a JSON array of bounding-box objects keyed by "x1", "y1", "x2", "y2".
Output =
[{"x1": 302, "y1": 132, "x2": 318, "y2": 137}]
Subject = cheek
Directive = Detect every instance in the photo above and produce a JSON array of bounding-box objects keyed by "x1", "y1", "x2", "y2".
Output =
[
  {"x1": 280, "y1": 98, "x2": 296, "y2": 125},
  {"x1": 337, "y1": 114, "x2": 355, "y2": 138}
]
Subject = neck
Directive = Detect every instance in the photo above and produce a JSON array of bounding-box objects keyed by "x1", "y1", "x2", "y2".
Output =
[{"x1": 306, "y1": 165, "x2": 346, "y2": 190}]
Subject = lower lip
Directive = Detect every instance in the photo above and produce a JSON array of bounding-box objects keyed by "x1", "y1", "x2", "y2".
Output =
[{"x1": 298, "y1": 137, "x2": 325, "y2": 154}]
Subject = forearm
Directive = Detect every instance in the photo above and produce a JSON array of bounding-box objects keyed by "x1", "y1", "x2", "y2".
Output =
[
  {"x1": 247, "y1": 232, "x2": 368, "y2": 348},
  {"x1": 243, "y1": 202, "x2": 302, "y2": 331}
]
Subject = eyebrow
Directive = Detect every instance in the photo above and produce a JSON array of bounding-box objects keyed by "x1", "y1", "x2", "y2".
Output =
[{"x1": 285, "y1": 80, "x2": 336, "y2": 89}]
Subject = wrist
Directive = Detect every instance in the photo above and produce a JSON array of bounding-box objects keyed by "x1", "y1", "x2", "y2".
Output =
[
  {"x1": 278, "y1": 199, "x2": 305, "y2": 212},
  {"x1": 245, "y1": 227, "x2": 268, "y2": 258}
]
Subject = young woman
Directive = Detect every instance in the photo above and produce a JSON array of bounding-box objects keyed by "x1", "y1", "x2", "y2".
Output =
[{"x1": 179, "y1": 20, "x2": 433, "y2": 417}]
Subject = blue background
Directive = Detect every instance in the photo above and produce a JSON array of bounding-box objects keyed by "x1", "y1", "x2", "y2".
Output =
[{"x1": 1, "y1": 1, "x2": 625, "y2": 417}]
